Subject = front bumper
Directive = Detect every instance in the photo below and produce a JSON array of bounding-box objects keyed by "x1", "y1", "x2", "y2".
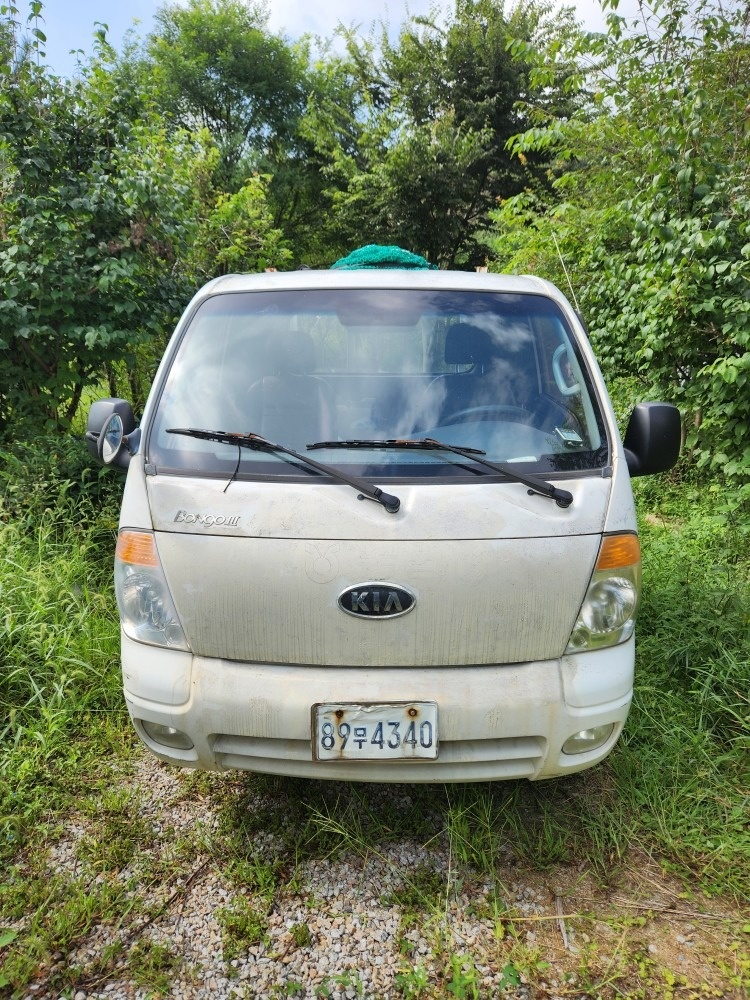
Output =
[{"x1": 122, "y1": 633, "x2": 634, "y2": 782}]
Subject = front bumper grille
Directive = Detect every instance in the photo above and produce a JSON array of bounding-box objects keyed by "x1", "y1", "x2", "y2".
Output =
[{"x1": 210, "y1": 733, "x2": 547, "y2": 782}]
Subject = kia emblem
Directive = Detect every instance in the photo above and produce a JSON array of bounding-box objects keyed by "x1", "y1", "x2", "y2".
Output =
[{"x1": 338, "y1": 583, "x2": 416, "y2": 620}]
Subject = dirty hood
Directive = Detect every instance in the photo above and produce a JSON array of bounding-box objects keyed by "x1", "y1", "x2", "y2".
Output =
[{"x1": 145, "y1": 474, "x2": 610, "y2": 666}]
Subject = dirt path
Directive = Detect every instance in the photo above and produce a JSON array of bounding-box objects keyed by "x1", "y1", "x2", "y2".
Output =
[{"x1": 27, "y1": 751, "x2": 749, "y2": 999}]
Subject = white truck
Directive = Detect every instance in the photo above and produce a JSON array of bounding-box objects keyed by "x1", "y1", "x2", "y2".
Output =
[{"x1": 87, "y1": 264, "x2": 680, "y2": 782}]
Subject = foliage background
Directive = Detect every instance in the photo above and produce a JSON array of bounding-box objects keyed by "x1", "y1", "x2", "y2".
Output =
[
  {"x1": 488, "y1": 0, "x2": 750, "y2": 493},
  {"x1": 0, "y1": 0, "x2": 747, "y2": 499}
]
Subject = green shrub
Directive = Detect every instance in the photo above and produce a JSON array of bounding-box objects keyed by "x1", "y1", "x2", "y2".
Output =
[
  {"x1": 0, "y1": 433, "x2": 123, "y2": 530},
  {"x1": 0, "y1": 498, "x2": 121, "y2": 744},
  {"x1": 635, "y1": 483, "x2": 750, "y2": 740}
]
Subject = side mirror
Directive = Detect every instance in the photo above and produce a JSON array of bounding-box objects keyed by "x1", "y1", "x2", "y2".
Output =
[
  {"x1": 623, "y1": 402, "x2": 681, "y2": 477},
  {"x1": 98, "y1": 413, "x2": 126, "y2": 465},
  {"x1": 86, "y1": 398, "x2": 139, "y2": 469}
]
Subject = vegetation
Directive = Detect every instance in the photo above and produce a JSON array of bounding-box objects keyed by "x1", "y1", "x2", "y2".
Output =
[
  {"x1": 2, "y1": 0, "x2": 747, "y2": 487},
  {"x1": 0, "y1": 460, "x2": 747, "y2": 993},
  {"x1": 145, "y1": 0, "x2": 307, "y2": 187},
  {"x1": 0, "y1": 0, "x2": 748, "y2": 995},
  {"x1": 488, "y1": 0, "x2": 750, "y2": 491},
  {"x1": 300, "y1": 0, "x2": 582, "y2": 267}
]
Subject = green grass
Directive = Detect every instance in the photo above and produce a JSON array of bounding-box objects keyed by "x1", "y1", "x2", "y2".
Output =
[
  {"x1": 217, "y1": 898, "x2": 269, "y2": 961},
  {"x1": 0, "y1": 496, "x2": 125, "y2": 850},
  {"x1": 0, "y1": 445, "x2": 748, "y2": 996},
  {"x1": 619, "y1": 477, "x2": 750, "y2": 896}
]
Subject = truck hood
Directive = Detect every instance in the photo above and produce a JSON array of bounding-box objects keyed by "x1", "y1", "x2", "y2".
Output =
[{"x1": 145, "y1": 474, "x2": 610, "y2": 666}]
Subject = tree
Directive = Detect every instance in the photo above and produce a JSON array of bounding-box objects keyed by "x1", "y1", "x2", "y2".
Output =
[
  {"x1": 0, "y1": 6, "x2": 207, "y2": 436},
  {"x1": 190, "y1": 173, "x2": 293, "y2": 276},
  {"x1": 487, "y1": 0, "x2": 750, "y2": 488},
  {"x1": 300, "y1": 0, "x2": 581, "y2": 267},
  {"x1": 145, "y1": 0, "x2": 307, "y2": 188}
]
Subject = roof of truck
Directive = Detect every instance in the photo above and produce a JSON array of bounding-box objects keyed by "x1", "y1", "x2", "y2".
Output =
[{"x1": 196, "y1": 267, "x2": 561, "y2": 299}]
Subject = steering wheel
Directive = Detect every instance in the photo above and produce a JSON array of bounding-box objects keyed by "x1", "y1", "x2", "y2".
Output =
[{"x1": 442, "y1": 405, "x2": 532, "y2": 425}]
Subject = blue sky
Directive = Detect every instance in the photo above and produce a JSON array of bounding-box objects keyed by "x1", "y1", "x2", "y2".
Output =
[{"x1": 27, "y1": 1, "x2": 613, "y2": 77}]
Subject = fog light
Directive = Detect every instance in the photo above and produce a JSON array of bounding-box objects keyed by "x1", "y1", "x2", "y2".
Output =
[
  {"x1": 562, "y1": 724, "x2": 615, "y2": 755},
  {"x1": 140, "y1": 720, "x2": 194, "y2": 750}
]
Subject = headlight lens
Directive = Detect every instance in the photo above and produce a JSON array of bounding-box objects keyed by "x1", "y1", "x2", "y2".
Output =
[
  {"x1": 566, "y1": 534, "x2": 641, "y2": 652},
  {"x1": 115, "y1": 531, "x2": 189, "y2": 650}
]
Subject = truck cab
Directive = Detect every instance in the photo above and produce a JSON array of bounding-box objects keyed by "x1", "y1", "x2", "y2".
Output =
[{"x1": 88, "y1": 265, "x2": 680, "y2": 781}]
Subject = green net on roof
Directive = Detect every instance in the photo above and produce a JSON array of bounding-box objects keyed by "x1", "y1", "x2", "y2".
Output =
[{"x1": 330, "y1": 244, "x2": 438, "y2": 270}]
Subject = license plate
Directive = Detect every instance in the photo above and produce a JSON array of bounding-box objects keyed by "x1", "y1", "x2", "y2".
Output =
[{"x1": 312, "y1": 702, "x2": 438, "y2": 761}]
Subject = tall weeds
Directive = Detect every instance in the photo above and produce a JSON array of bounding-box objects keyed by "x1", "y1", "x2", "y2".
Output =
[
  {"x1": 611, "y1": 480, "x2": 750, "y2": 895},
  {"x1": 1, "y1": 499, "x2": 121, "y2": 747},
  {"x1": 1, "y1": 440, "x2": 124, "y2": 860}
]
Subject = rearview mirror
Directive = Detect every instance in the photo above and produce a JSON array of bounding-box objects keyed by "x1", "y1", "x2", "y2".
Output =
[
  {"x1": 86, "y1": 398, "x2": 138, "y2": 469},
  {"x1": 623, "y1": 402, "x2": 681, "y2": 476},
  {"x1": 99, "y1": 413, "x2": 125, "y2": 465}
]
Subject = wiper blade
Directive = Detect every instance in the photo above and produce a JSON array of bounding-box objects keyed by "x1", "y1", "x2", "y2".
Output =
[
  {"x1": 309, "y1": 438, "x2": 487, "y2": 455},
  {"x1": 167, "y1": 428, "x2": 400, "y2": 514},
  {"x1": 308, "y1": 437, "x2": 573, "y2": 508},
  {"x1": 421, "y1": 438, "x2": 573, "y2": 507}
]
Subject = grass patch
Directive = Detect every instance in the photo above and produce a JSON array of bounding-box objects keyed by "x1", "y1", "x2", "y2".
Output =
[
  {"x1": 128, "y1": 939, "x2": 183, "y2": 993},
  {"x1": 0, "y1": 498, "x2": 121, "y2": 741},
  {"x1": 217, "y1": 898, "x2": 269, "y2": 962},
  {"x1": 0, "y1": 873, "x2": 140, "y2": 992},
  {"x1": 1, "y1": 439, "x2": 747, "y2": 995},
  {"x1": 615, "y1": 479, "x2": 750, "y2": 897},
  {"x1": 76, "y1": 784, "x2": 158, "y2": 873}
]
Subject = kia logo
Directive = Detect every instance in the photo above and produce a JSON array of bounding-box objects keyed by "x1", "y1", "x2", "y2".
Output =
[{"x1": 338, "y1": 584, "x2": 416, "y2": 620}]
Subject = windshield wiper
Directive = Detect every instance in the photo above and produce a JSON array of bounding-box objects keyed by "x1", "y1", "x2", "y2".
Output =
[
  {"x1": 168, "y1": 428, "x2": 400, "y2": 513},
  {"x1": 308, "y1": 438, "x2": 573, "y2": 508},
  {"x1": 310, "y1": 438, "x2": 487, "y2": 456}
]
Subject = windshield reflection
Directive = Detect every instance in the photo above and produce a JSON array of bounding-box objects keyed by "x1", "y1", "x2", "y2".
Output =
[{"x1": 147, "y1": 289, "x2": 608, "y2": 479}]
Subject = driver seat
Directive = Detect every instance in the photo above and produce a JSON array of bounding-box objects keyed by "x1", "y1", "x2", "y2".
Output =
[{"x1": 412, "y1": 324, "x2": 492, "y2": 431}]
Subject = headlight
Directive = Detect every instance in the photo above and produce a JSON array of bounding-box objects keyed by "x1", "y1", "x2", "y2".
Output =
[
  {"x1": 566, "y1": 533, "x2": 641, "y2": 652},
  {"x1": 115, "y1": 531, "x2": 189, "y2": 650}
]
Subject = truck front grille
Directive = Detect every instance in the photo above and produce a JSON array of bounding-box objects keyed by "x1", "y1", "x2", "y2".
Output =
[{"x1": 210, "y1": 734, "x2": 546, "y2": 782}]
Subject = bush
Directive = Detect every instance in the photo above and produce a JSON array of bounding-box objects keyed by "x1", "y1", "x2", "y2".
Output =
[
  {"x1": 0, "y1": 433, "x2": 123, "y2": 531},
  {"x1": 635, "y1": 484, "x2": 750, "y2": 740},
  {"x1": 489, "y1": 0, "x2": 750, "y2": 488}
]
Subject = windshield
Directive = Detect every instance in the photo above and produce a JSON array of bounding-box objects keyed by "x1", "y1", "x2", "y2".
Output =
[{"x1": 146, "y1": 288, "x2": 609, "y2": 480}]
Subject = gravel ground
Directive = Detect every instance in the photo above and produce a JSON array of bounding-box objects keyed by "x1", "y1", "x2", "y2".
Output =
[{"x1": 13, "y1": 751, "x2": 747, "y2": 1000}]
